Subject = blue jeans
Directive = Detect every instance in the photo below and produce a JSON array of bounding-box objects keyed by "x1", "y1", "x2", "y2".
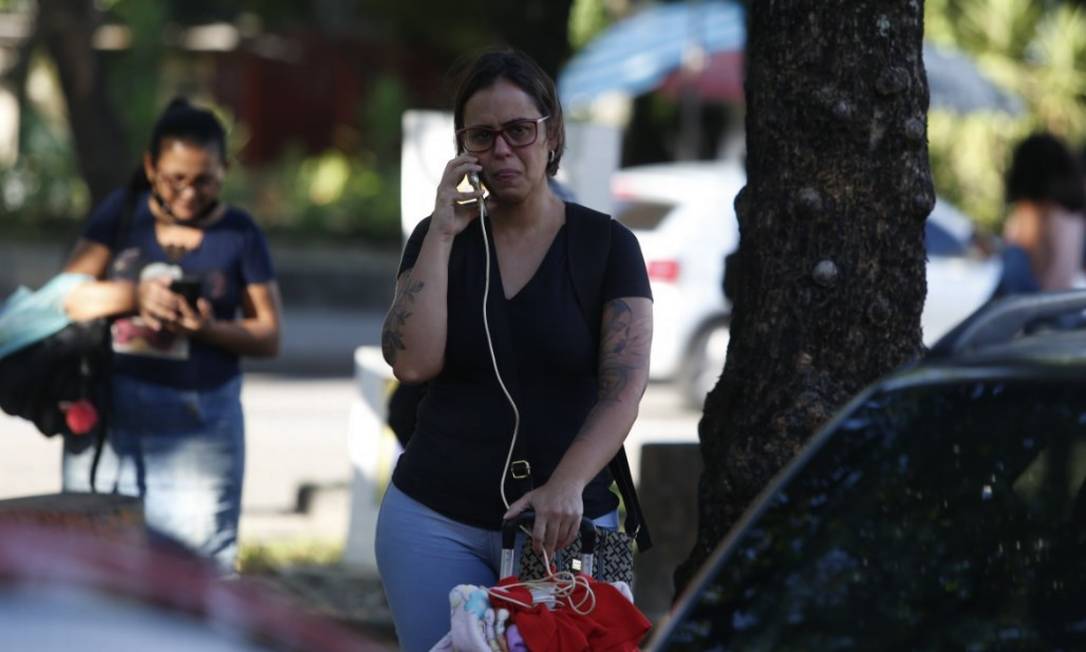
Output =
[
  {"x1": 62, "y1": 374, "x2": 245, "y2": 571},
  {"x1": 375, "y1": 483, "x2": 618, "y2": 652},
  {"x1": 991, "y1": 244, "x2": 1041, "y2": 298}
]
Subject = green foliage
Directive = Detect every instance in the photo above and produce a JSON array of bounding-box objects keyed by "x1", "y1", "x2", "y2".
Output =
[
  {"x1": 1022, "y1": 5, "x2": 1086, "y2": 135},
  {"x1": 569, "y1": 0, "x2": 612, "y2": 49},
  {"x1": 924, "y1": 0, "x2": 1086, "y2": 231},
  {"x1": 220, "y1": 76, "x2": 407, "y2": 243},
  {"x1": 238, "y1": 538, "x2": 344, "y2": 575},
  {"x1": 221, "y1": 145, "x2": 401, "y2": 242},
  {"x1": 361, "y1": 74, "x2": 409, "y2": 162},
  {"x1": 955, "y1": 0, "x2": 1041, "y2": 55},
  {"x1": 105, "y1": 0, "x2": 169, "y2": 161},
  {"x1": 3, "y1": 90, "x2": 402, "y2": 243},
  {"x1": 927, "y1": 113, "x2": 1030, "y2": 232},
  {"x1": 4, "y1": 37, "x2": 405, "y2": 244},
  {"x1": 0, "y1": 98, "x2": 89, "y2": 231}
]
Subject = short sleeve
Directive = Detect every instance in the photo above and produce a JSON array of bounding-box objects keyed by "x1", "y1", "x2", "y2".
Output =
[
  {"x1": 240, "y1": 216, "x2": 276, "y2": 284},
  {"x1": 602, "y1": 221, "x2": 652, "y2": 302},
  {"x1": 81, "y1": 189, "x2": 129, "y2": 249},
  {"x1": 397, "y1": 217, "x2": 432, "y2": 277}
]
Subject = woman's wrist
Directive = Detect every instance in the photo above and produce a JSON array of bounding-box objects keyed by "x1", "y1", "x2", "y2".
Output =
[
  {"x1": 193, "y1": 313, "x2": 217, "y2": 339},
  {"x1": 126, "y1": 280, "x2": 139, "y2": 313},
  {"x1": 426, "y1": 223, "x2": 458, "y2": 247},
  {"x1": 547, "y1": 467, "x2": 589, "y2": 495}
]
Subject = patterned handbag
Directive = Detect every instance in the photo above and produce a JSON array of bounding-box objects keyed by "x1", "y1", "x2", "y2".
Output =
[{"x1": 518, "y1": 525, "x2": 635, "y2": 585}]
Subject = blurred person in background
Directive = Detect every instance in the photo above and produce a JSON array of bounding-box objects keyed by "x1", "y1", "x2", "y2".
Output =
[
  {"x1": 999, "y1": 132, "x2": 1086, "y2": 293},
  {"x1": 61, "y1": 98, "x2": 282, "y2": 571}
]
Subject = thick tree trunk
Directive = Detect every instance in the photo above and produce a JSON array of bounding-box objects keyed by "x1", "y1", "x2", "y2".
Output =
[
  {"x1": 37, "y1": 0, "x2": 129, "y2": 208},
  {"x1": 675, "y1": 1, "x2": 931, "y2": 592}
]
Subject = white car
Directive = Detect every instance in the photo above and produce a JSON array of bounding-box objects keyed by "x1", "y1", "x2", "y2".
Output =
[{"x1": 610, "y1": 160, "x2": 1003, "y2": 407}]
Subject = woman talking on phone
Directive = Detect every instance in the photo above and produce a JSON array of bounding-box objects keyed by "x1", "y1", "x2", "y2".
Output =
[
  {"x1": 62, "y1": 98, "x2": 281, "y2": 571},
  {"x1": 375, "y1": 49, "x2": 653, "y2": 650}
]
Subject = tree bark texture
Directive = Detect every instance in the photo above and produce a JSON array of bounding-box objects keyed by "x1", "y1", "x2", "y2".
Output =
[
  {"x1": 37, "y1": 0, "x2": 129, "y2": 208},
  {"x1": 675, "y1": 1, "x2": 931, "y2": 592}
]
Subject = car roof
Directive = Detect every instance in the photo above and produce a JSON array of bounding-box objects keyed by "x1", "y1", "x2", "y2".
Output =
[
  {"x1": 610, "y1": 162, "x2": 978, "y2": 242},
  {"x1": 925, "y1": 290, "x2": 1086, "y2": 362},
  {"x1": 610, "y1": 160, "x2": 746, "y2": 205}
]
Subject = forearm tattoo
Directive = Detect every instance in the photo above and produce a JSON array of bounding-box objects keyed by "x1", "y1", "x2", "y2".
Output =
[
  {"x1": 597, "y1": 299, "x2": 651, "y2": 402},
  {"x1": 381, "y1": 275, "x2": 424, "y2": 363}
]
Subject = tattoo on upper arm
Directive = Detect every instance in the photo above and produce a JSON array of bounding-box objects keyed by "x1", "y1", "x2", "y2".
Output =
[
  {"x1": 597, "y1": 298, "x2": 651, "y2": 402},
  {"x1": 381, "y1": 275, "x2": 425, "y2": 363}
]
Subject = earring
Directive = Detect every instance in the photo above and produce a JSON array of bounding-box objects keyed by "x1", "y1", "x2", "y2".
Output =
[{"x1": 547, "y1": 150, "x2": 555, "y2": 163}]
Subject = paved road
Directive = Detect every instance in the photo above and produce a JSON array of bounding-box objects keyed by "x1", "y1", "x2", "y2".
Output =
[{"x1": 0, "y1": 308, "x2": 703, "y2": 548}]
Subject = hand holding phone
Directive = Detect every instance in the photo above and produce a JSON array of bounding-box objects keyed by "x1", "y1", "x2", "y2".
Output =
[
  {"x1": 433, "y1": 156, "x2": 484, "y2": 239},
  {"x1": 455, "y1": 170, "x2": 484, "y2": 206},
  {"x1": 169, "y1": 277, "x2": 202, "y2": 309}
]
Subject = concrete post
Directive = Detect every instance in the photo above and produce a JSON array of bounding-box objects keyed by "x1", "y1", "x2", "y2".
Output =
[{"x1": 342, "y1": 346, "x2": 401, "y2": 574}]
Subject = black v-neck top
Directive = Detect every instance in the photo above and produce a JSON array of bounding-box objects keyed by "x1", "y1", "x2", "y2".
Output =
[{"x1": 391, "y1": 202, "x2": 652, "y2": 530}]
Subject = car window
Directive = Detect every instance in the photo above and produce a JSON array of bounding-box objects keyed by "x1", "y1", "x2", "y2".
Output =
[
  {"x1": 659, "y1": 379, "x2": 1086, "y2": 651},
  {"x1": 925, "y1": 220, "x2": 966, "y2": 257},
  {"x1": 612, "y1": 200, "x2": 675, "y2": 231}
]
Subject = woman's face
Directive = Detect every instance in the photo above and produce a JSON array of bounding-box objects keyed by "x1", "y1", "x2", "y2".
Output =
[
  {"x1": 462, "y1": 79, "x2": 551, "y2": 204},
  {"x1": 145, "y1": 138, "x2": 224, "y2": 222}
]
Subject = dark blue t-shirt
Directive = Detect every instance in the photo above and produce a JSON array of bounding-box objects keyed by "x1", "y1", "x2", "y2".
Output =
[
  {"x1": 391, "y1": 202, "x2": 652, "y2": 530},
  {"x1": 83, "y1": 189, "x2": 275, "y2": 389}
]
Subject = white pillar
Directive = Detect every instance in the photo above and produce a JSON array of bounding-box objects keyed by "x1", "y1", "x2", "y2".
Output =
[
  {"x1": 342, "y1": 346, "x2": 401, "y2": 574},
  {"x1": 0, "y1": 47, "x2": 18, "y2": 167}
]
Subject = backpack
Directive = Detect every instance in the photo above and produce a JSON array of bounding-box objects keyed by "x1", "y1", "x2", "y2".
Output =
[
  {"x1": 0, "y1": 318, "x2": 110, "y2": 439},
  {"x1": 0, "y1": 187, "x2": 137, "y2": 445}
]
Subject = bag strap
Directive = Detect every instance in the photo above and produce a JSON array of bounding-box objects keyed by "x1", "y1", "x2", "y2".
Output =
[
  {"x1": 610, "y1": 447, "x2": 652, "y2": 550},
  {"x1": 565, "y1": 203, "x2": 609, "y2": 337},
  {"x1": 565, "y1": 204, "x2": 653, "y2": 552}
]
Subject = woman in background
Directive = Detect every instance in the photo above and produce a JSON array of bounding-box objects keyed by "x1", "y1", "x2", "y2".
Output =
[
  {"x1": 1001, "y1": 131, "x2": 1086, "y2": 291},
  {"x1": 63, "y1": 98, "x2": 281, "y2": 571}
]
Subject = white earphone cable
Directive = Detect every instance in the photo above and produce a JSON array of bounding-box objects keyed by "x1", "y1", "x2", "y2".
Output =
[
  {"x1": 476, "y1": 190, "x2": 522, "y2": 511},
  {"x1": 475, "y1": 179, "x2": 596, "y2": 606}
]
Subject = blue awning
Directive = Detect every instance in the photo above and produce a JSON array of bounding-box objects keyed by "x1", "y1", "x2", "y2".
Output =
[
  {"x1": 558, "y1": 2, "x2": 1022, "y2": 115},
  {"x1": 558, "y1": 1, "x2": 746, "y2": 109}
]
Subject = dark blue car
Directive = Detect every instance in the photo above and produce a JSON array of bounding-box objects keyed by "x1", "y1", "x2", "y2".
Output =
[{"x1": 649, "y1": 291, "x2": 1086, "y2": 651}]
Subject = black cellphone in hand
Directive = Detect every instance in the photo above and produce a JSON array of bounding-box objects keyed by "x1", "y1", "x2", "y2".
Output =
[{"x1": 169, "y1": 277, "x2": 202, "y2": 308}]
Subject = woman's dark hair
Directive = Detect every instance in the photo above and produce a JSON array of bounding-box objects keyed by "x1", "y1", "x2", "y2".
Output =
[
  {"x1": 452, "y1": 48, "x2": 565, "y2": 177},
  {"x1": 148, "y1": 97, "x2": 228, "y2": 163},
  {"x1": 127, "y1": 97, "x2": 228, "y2": 195},
  {"x1": 1005, "y1": 132, "x2": 1085, "y2": 212}
]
